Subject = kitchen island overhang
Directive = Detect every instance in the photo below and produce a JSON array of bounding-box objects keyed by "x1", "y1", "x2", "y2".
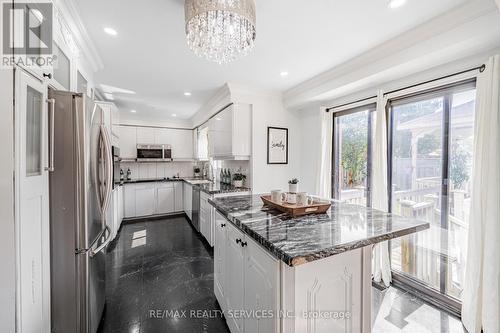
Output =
[{"x1": 209, "y1": 195, "x2": 430, "y2": 333}]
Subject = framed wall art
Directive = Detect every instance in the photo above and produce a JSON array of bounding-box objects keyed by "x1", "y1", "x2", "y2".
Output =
[{"x1": 267, "y1": 126, "x2": 288, "y2": 164}]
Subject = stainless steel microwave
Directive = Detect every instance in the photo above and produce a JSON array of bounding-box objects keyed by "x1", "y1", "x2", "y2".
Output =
[{"x1": 136, "y1": 144, "x2": 172, "y2": 162}]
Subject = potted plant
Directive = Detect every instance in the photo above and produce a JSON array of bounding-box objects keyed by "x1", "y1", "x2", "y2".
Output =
[
  {"x1": 233, "y1": 173, "x2": 246, "y2": 188},
  {"x1": 288, "y1": 178, "x2": 299, "y2": 193},
  {"x1": 194, "y1": 167, "x2": 201, "y2": 178}
]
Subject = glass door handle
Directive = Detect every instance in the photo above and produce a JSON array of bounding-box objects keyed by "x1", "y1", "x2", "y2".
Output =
[{"x1": 45, "y1": 98, "x2": 55, "y2": 172}]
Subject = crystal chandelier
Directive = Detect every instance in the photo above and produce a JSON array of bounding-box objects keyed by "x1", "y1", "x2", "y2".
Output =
[{"x1": 185, "y1": 0, "x2": 256, "y2": 64}]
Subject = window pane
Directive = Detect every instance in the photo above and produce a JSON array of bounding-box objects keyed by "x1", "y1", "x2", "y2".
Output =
[
  {"x1": 26, "y1": 86, "x2": 43, "y2": 176},
  {"x1": 53, "y1": 44, "x2": 70, "y2": 90},
  {"x1": 334, "y1": 110, "x2": 372, "y2": 206},
  {"x1": 446, "y1": 89, "x2": 476, "y2": 299},
  {"x1": 390, "y1": 96, "x2": 444, "y2": 291}
]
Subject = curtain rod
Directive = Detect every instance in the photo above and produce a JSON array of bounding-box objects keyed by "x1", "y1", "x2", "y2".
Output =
[{"x1": 325, "y1": 64, "x2": 485, "y2": 112}]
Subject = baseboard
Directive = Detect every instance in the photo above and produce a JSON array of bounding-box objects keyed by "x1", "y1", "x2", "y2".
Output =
[{"x1": 122, "y1": 212, "x2": 187, "y2": 224}]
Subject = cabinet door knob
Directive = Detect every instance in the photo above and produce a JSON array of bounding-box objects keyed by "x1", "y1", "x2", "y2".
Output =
[
  {"x1": 43, "y1": 73, "x2": 52, "y2": 79},
  {"x1": 241, "y1": 241, "x2": 247, "y2": 248},
  {"x1": 221, "y1": 223, "x2": 226, "y2": 227},
  {"x1": 235, "y1": 238, "x2": 241, "y2": 244}
]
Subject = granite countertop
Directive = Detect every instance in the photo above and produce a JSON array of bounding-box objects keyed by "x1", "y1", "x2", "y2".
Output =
[
  {"x1": 196, "y1": 182, "x2": 251, "y2": 195},
  {"x1": 208, "y1": 195, "x2": 429, "y2": 267},
  {"x1": 120, "y1": 178, "x2": 252, "y2": 195}
]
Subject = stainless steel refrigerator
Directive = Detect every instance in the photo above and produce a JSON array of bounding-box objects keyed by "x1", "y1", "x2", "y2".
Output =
[{"x1": 48, "y1": 89, "x2": 113, "y2": 333}]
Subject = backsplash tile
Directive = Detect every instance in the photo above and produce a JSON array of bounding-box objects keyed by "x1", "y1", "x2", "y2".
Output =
[{"x1": 121, "y1": 162, "x2": 195, "y2": 180}]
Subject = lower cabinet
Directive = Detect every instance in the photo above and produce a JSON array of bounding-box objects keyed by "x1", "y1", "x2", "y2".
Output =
[
  {"x1": 200, "y1": 192, "x2": 213, "y2": 246},
  {"x1": 135, "y1": 184, "x2": 156, "y2": 217},
  {"x1": 174, "y1": 182, "x2": 183, "y2": 212},
  {"x1": 183, "y1": 182, "x2": 193, "y2": 220},
  {"x1": 123, "y1": 181, "x2": 184, "y2": 219},
  {"x1": 156, "y1": 184, "x2": 175, "y2": 214},
  {"x1": 214, "y1": 211, "x2": 280, "y2": 333}
]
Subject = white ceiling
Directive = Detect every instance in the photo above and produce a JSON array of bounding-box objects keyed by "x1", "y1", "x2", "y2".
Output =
[{"x1": 73, "y1": 0, "x2": 469, "y2": 121}]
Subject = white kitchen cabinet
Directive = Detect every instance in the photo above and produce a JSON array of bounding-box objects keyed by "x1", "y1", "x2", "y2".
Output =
[
  {"x1": 183, "y1": 182, "x2": 193, "y2": 220},
  {"x1": 200, "y1": 192, "x2": 213, "y2": 245},
  {"x1": 174, "y1": 182, "x2": 183, "y2": 212},
  {"x1": 117, "y1": 186, "x2": 124, "y2": 228},
  {"x1": 244, "y1": 237, "x2": 280, "y2": 333},
  {"x1": 209, "y1": 103, "x2": 251, "y2": 160},
  {"x1": 154, "y1": 128, "x2": 172, "y2": 145},
  {"x1": 225, "y1": 222, "x2": 246, "y2": 333},
  {"x1": 119, "y1": 126, "x2": 137, "y2": 159},
  {"x1": 214, "y1": 212, "x2": 227, "y2": 312},
  {"x1": 170, "y1": 129, "x2": 193, "y2": 160},
  {"x1": 156, "y1": 183, "x2": 175, "y2": 214},
  {"x1": 192, "y1": 129, "x2": 198, "y2": 159},
  {"x1": 214, "y1": 211, "x2": 280, "y2": 333},
  {"x1": 136, "y1": 127, "x2": 155, "y2": 144},
  {"x1": 124, "y1": 184, "x2": 136, "y2": 218},
  {"x1": 135, "y1": 183, "x2": 156, "y2": 217}
]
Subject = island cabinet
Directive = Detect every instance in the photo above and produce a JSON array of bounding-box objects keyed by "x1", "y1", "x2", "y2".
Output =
[{"x1": 214, "y1": 212, "x2": 280, "y2": 333}]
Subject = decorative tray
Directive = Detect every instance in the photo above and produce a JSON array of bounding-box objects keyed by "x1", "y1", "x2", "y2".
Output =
[{"x1": 261, "y1": 195, "x2": 331, "y2": 217}]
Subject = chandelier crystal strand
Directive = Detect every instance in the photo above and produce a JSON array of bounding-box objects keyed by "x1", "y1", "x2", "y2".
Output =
[{"x1": 185, "y1": 0, "x2": 256, "y2": 64}]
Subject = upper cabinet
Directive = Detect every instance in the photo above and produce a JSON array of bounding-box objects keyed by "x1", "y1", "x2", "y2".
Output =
[
  {"x1": 119, "y1": 126, "x2": 194, "y2": 161},
  {"x1": 136, "y1": 127, "x2": 155, "y2": 144},
  {"x1": 119, "y1": 126, "x2": 137, "y2": 159},
  {"x1": 95, "y1": 102, "x2": 120, "y2": 146},
  {"x1": 209, "y1": 103, "x2": 251, "y2": 160},
  {"x1": 197, "y1": 126, "x2": 209, "y2": 161},
  {"x1": 170, "y1": 129, "x2": 193, "y2": 160}
]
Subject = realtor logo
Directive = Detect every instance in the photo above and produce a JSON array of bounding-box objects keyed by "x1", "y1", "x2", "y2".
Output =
[{"x1": 1, "y1": 1, "x2": 54, "y2": 68}]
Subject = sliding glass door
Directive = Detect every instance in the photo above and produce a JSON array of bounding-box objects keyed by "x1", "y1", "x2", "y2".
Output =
[
  {"x1": 389, "y1": 80, "x2": 476, "y2": 307},
  {"x1": 332, "y1": 104, "x2": 376, "y2": 206}
]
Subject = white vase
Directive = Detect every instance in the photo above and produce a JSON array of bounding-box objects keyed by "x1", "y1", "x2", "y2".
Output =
[
  {"x1": 289, "y1": 183, "x2": 298, "y2": 193},
  {"x1": 234, "y1": 180, "x2": 243, "y2": 188}
]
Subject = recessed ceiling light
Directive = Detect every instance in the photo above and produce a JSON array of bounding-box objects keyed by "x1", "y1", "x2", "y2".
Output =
[
  {"x1": 388, "y1": 0, "x2": 406, "y2": 9},
  {"x1": 130, "y1": 109, "x2": 137, "y2": 113},
  {"x1": 184, "y1": 92, "x2": 192, "y2": 96},
  {"x1": 172, "y1": 114, "x2": 177, "y2": 117},
  {"x1": 280, "y1": 71, "x2": 289, "y2": 77},
  {"x1": 104, "y1": 27, "x2": 118, "y2": 36}
]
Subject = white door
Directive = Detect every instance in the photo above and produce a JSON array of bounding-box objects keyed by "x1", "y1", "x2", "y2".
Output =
[{"x1": 15, "y1": 69, "x2": 51, "y2": 332}]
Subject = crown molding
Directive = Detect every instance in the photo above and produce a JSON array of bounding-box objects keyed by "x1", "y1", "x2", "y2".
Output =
[
  {"x1": 283, "y1": 0, "x2": 499, "y2": 109},
  {"x1": 54, "y1": 0, "x2": 104, "y2": 72}
]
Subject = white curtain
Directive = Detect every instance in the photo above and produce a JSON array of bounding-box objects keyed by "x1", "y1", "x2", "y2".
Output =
[
  {"x1": 316, "y1": 107, "x2": 332, "y2": 198},
  {"x1": 371, "y1": 90, "x2": 392, "y2": 287},
  {"x1": 462, "y1": 55, "x2": 500, "y2": 333}
]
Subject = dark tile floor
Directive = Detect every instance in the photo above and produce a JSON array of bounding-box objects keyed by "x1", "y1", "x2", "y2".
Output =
[
  {"x1": 98, "y1": 216, "x2": 230, "y2": 333},
  {"x1": 99, "y1": 216, "x2": 466, "y2": 333}
]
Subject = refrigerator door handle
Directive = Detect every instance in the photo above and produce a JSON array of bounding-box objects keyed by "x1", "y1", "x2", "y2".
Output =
[
  {"x1": 89, "y1": 226, "x2": 111, "y2": 257},
  {"x1": 45, "y1": 98, "x2": 55, "y2": 172},
  {"x1": 99, "y1": 125, "x2": 113, "y2": 217}
]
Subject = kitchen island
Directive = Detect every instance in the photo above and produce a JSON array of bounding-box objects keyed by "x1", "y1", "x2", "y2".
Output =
[{"x1": 208, "y1": 195, "x2": 429, "y2": 333}]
